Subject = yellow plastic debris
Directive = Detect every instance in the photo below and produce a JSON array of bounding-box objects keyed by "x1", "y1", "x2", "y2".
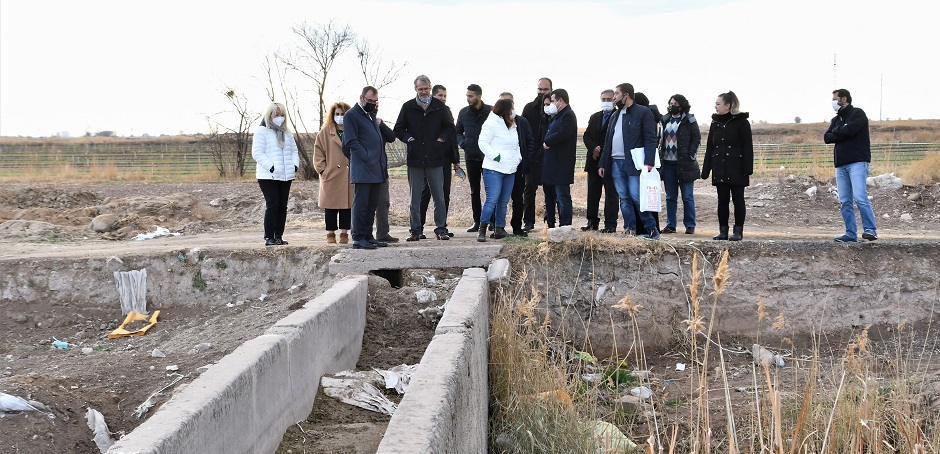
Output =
[
  {"x1": 108, "y1": 311, "x2": 160, "y2": 338},
  {"x1": 589, "y1": 420, "x2": 637, "y2": 453}
]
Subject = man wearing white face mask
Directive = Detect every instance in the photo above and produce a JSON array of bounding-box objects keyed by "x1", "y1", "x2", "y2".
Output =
[
  {"x1": 581, "y1": 89, "x2": 619, "y2": 232},
  {"x1": 824, "y1": 88, "x2": 878, "y2": 243}
]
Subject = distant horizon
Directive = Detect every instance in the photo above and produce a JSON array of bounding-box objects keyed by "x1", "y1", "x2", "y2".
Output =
[{"x1": 2, "y1": 0, "x2": 935, "y2": 137}]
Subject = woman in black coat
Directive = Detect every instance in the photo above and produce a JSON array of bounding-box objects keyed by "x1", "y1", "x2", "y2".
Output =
[{"x1": 701, "y1": 91, "x2": 753, "y2": 241}]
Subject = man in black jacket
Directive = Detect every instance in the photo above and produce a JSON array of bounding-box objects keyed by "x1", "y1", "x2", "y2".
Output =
[
  {"x1": 394, "y1": 75, "x2": 455, "y2": 242},
  {"x1": 824, "y1": 88, "x2": 878, "y2": 243},
  {"x1": 418, "y1": 84, "x2": 461, "y2": 238},
  {"x1": 498, "y1": 92, "x2": 536, "y2": 236},
  {"x1": 520, "y1": 77, "x2": 553, "y2": 230},
  {"x1": 542, "y1": 88, "x2": 577, "y2": 227},
  {"x1": 582, "y1": 89, "x2": 618, "y2": 232},
  {"x1": 455, "y1": 84, "x2": 491, "y2": 232}
]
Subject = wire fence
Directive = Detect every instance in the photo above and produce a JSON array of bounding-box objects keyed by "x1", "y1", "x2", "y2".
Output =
[{"x1": 1, "y1": 138, "x2": 936, "y2": 179}]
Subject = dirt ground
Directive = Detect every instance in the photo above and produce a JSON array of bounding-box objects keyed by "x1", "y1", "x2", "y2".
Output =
[{"x1": 1, "y1": 175, "x2": 939, "y2": 453}]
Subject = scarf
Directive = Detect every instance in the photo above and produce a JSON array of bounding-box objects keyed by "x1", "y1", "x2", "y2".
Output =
[{"x1": 270, "y1": 121, "x2": 286, "y2": 149}]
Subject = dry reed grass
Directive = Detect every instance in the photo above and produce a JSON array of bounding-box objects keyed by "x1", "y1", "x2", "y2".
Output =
[
  {"x1": 899, "y1": 153, "x2": 940, "y2": 185},
  {"x1": 490, "y1": 240, "x2": 940, "y2": 453}
]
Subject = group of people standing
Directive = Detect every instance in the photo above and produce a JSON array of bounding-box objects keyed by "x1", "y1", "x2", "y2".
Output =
[{"x1": 250, "y1": 75, "x2": 877, "y2": 248}]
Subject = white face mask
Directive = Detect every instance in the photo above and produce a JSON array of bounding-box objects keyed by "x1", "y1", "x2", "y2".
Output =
[
  {"x1": 601, "y1": 101, "x2": 614, "y2": 112},
  {"x1": 831, "y1": 100, "x2": 841, "y2": 111},
  {"x1": 544, "y1": 104, "x2": 558, "y2": 115},
  {"x1": 334, "y1": 115, "x2": 344, "y2": 125},
  {"x1": 272, "y1": 116, "x2": 285, "y2": 127}
]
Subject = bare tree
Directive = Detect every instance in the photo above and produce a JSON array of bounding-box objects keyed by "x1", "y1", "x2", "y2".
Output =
[
  {"x1": 261, "y1": 55, "x2": 317, "y2": 179},
  {"x1": 282, "y1": 21, "x2": 355, "y2": 129},
  {"x1": 205, "y1": 88, "x2": 258, "y2": 177},
  {"x1": 354, "y1": 37, "x2": 408, "y2": 90}
]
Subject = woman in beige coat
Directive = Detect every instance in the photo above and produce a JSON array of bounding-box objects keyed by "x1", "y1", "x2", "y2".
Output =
[{"x1": 313, "y1": 102, "x2": 353, "y2": 244}]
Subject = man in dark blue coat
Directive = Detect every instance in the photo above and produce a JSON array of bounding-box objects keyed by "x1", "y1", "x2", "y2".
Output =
[
  {"x1": 343, "y1": 86, "x2": 397, "y2": 249},
  {"x1": 598, "y1": 82, "x2": 660, "y2": 239},
  {"x1": 541, "y1": 88, "x2": 577, "y2": 227},
  {"x1": 394, "y1": 75, "x2": 456, "y2": 242},
  {"x1": 455, "y1": 84, "x2": 492, "y2": 232},
  {"x1": 520, "y1": 77, "x2": 553, "y2": 230},
  {"x1": 825, "y1": 88, "x2": 877, "y2": 243}
]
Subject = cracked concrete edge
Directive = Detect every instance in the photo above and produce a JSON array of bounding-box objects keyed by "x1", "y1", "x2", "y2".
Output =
[
  {"x1": 328, "y1": 245, "x2": 503, "y2": 275},
  {"x1": 377, "y1": 267, "x2": 492, "y2": 453},
  {"x1": 107, "y1": 275, "x2": 368, "y2": 454}
]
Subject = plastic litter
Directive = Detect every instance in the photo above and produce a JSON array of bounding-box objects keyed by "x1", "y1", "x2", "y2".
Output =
[
  {"x1": 320, "y1": 370, "x2": 397, "y2": 415},
  {"x1": 151, "y1": 348, "x2": 166, "y2": 358},
  {"x1": 1, "y1": 392, "x2": 39, "y2": 412},
  {"x1": 132, "y1": 226, "x2": 180, "y2": 241},
  {"x1": 108, "y1": 311, "x2": 160, "y2": 338},
  {"x1": 581, "y1": 373, "x2": 604, "y2": 383},
  {"x1": 134, "y1": 373, "x2": 186, "y2": 419},
  {"x1": 751, "y1": 344, "x2": 785, "y2": 368},
  {"x1": 375, "y1": 364, "x2": 418, "y2": 394},
  {"x1": 675, "y1": 363, "x2": 686, "y2": 371},
  {"x1": 414, "y1": 289, "x2": 438, "y2": 304},
  {"x1": 52, "y1": 339, "x2": 70, "y2": 350},
  {"x1": 85, "y1": 407, "x2": 115, "y2": 453},
  {"x1": 114, "y1": 269, "x2": 148, "y2": 315},
  {"x1": 588, "y1": 420, "x2": 637, "y2": 453},
  {"x1": 630, "y1": 386, "x2": 652, "y2": 399}
]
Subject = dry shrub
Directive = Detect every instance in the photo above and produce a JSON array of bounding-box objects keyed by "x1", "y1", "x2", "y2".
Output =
[{"x1": 898, "y1": 152, "x2": 940, "y2": 185}]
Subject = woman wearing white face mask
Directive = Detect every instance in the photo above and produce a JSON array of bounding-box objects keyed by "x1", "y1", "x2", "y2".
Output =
[
  {"x1": 252, "y1": 102, "x2": 300, "y2": 246},
  {"x1": 313, "y1": 102, "x2": 353, "y2": 244}
]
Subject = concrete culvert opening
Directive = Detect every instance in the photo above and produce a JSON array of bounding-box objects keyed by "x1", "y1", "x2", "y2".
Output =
[
  {"x1": 369, "y1": 269, "x2": 404, "y2": 288},
  {"x1": 488, "y1": 239, "x2": 940, "y2": 452}
]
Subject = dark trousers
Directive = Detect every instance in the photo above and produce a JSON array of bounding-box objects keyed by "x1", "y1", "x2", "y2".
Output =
[
  {"x1": 352, "y1": 182, "x2": 380, "y2": 242},
  {"x1": 522, "y1": 168, "x2": 542, "y2": 226},
  {"x1": 324, "y1": 208, "x2": 351, "y2": 231},
  {"x1": 585, "y1": 171, "x2": 619, "y2": 230},
  {"x1": 509, "y1": 172, "x2": 526, "y2": 231},
  {"x1": 258, "y1": 179, "x2": 292, "y2": 239},
  {"x1": 716, "y1": 184, "x2": 746, "y2": 227},
  {"x1": 542, "y1": 184, "x2": 557, "y2": 226},
  {"x1": 420, "y1": 166, "x2": 452, "y2": 228},
  {"x1": 466, "y1": 160, "x2": 483, "y2": 223}
]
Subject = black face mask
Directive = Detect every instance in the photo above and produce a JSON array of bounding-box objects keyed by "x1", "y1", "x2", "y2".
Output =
[
  {"x1": 668, "y1": 105, "x2": 682, "y2": 115},
  {"x1": 363, "y1": 101, "x2": 377, "y2": 113}
]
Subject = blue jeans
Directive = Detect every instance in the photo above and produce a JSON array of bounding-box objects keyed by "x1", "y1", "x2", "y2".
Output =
[
  {"x1": 836, "y1": 161, "x2": 877, "y2": 239},
  {"x1": 480, "y1": 169, "x2": 515, "y2": 228},
  {"x1": 611, "y1": 159, "x2": 657, "y2": 232},
  {"x1": 554, "y1": 184, "x2": 572, "y2": 226},
  {"x1": 660, "y1": 160, "x2": 696, "y2": 229}
]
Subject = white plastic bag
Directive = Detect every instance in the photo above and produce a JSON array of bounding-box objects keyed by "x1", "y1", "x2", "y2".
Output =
[{"x1": 639, "y1": 168, "x2": 662, "y2": 212}]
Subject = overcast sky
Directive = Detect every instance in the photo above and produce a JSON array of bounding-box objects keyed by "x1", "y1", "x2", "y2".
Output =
[{"x1": 1, "y1": 0, "x2": 934, "y2": 137}]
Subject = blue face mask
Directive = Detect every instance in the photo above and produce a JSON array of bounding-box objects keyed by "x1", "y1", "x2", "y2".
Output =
[{"x1": 831, "y1": 100, "x2": 841, "y2": 111}]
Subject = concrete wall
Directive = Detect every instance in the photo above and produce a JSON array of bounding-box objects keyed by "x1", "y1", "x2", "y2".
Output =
[
  {"x1": 377, "y1": 267, "x2": 490, "y2": 454},
  {"x1": 107, "y1": 275, "x2": 367, "y2": 454}
]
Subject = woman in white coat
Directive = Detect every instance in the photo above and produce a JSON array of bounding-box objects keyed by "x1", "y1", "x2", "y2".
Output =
[
  {"x1": 252, "y1": 102, "x2": 300, "y2": 246},
  {"x1": 476, "y1": 98, "x2": 523, "y2": 242}
]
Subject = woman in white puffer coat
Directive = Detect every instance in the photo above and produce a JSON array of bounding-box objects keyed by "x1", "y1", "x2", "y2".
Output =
[
  {"x1": 476, "y1": 98, "x2": 522, "y2": 242},
  {"x1": 251, "y1": 102, "x2": 300, "y2": 246}
]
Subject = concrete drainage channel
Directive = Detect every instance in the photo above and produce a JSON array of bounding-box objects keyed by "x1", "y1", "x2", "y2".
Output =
[{"x1": 102, "y1": 245, "x2": 505, "y2": 453}]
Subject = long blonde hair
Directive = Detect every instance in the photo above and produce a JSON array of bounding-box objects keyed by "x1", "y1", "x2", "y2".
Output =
[{"x1": 262, "y1": 102, "x2": 290, "y2": 148}]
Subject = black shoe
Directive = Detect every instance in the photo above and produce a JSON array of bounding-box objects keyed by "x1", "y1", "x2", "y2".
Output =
[
  {"x1": 436, "y1": 232, "x2": 450, "y2": 240},
  {"x1": 713, "y1": 226, "x2": 729, "y2": 240},
  {"x1": 599, "y1": 228, "x2": 616, "y2": 234},
  {"x1": 352, "y1": 240, "x2": 377, "y2": 250},
  {"x1": 447, "y1": 232, "x2": 454, "y2": 237},
  {"x1": 493, "y1": 227, "x2": 508, "y2": 239},
  {"x1": 729, "y1": 225, "x2": 743, "y2": 241},
  {"x1": 406, "y1": 233, "x2": 421, "y2": 242},
  {"x1": 862, "y1": 231, "x2": 878, "y2": 241},
  {"x1": 580, "y1": 222, "x2": 598, "y2": 232},
  {"x1": 522, "y1": 223, "x2": 535, "y2": 231},
  {"x1": 419, "y1": 234, "x2": 427, "y2": 239},
  {"x1": 275, "y1": 237, "x2": 288, "y2": 245},
  {"x1": 477, "y1": 223, "x2": 488, "y2": 242},
  {"x1": 489, "y1": 224, "x2": 495, "y2": 232},
  {"x1": 369, "y1": 239, "x2": 388, "y2": 247},
  {"x1": 466, "y1": 222, "x2": 480, "y2": 233},
  {"x1": 265, "y1": 238, "x2": 276, "y2": 246},
  {"x1": 661, "y1": 226, "x2": 677, "y2": 234},
  {"x1": 376, "y1": 235, "x2": 399, "y2": 243},
  {"x1": 512, "y1": 229, "x2": 528, "y2": 237},
  {"x1": 685, "y1": 227, "x2": 695, "y2": 234}
]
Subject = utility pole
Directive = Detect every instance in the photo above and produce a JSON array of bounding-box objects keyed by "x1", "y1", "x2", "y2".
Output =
[
  {"x1": 833, "y1": 53, "x2": 837, "y2": 88},
  {"x1": 879, "y1": 73, "x2": 883, "y2": 121}
]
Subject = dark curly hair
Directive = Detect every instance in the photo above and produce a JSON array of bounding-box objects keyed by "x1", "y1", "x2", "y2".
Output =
[{"x1": 669, "y1": 94, "x2": 691, "y2": 114}]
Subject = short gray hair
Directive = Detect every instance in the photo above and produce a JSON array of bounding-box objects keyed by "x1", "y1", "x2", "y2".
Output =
[{"x1": 414, "y1": 74, "x2": 431, "y2": 87}]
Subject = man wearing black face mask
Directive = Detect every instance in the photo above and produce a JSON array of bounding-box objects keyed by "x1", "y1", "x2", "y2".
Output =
[
  {"x1": 343, "y1": 86, "x2": 397, "y2": 249},
  {"x1": 520, "y1": 77, "x2": 553, "y2": 231}
]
